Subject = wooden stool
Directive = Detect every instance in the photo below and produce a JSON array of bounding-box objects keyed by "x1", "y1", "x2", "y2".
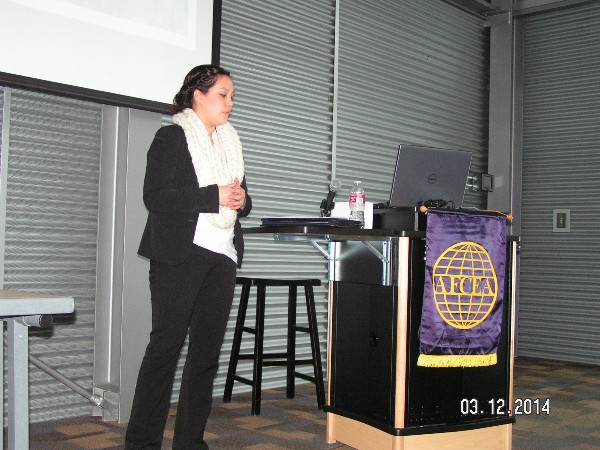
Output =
[{"x1": 222, "y1": 277, "x2": 326, "y2": 415}]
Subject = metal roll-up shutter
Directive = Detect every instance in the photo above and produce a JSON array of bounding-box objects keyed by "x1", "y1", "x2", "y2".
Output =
[
  {"x1": 0, "y1": 87, "x2": 4, "y2": 141},
  {"x1": 518, "y1": 2, "x2": 600, "y2": 365},
  {"x1": 1, "y1": 88, "x2": 102, "y2": 422},
  {"x1": 335, "y1": 0, "x2": 489, "y2": 208},
  {"x1": 194, "y1": 0, "x2": 336, "y2": 395}
]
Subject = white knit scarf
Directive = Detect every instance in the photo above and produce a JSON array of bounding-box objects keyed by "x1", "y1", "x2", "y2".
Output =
[{"x1": 173, "y1": 108, "x2": 244, "y2": 229}]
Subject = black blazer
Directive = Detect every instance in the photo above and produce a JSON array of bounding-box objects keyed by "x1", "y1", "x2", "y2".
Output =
[{"x1": 138, "y1": 125, "x2": 252, "y2": 267}]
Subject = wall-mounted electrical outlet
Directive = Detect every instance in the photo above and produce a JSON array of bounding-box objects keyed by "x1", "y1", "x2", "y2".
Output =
[{"x1": 553, "y1": 209, "x2": 570, "y2": 233}]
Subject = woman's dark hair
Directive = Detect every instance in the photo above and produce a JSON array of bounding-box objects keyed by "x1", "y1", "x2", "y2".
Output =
[{"x1": 172, "y1": 65, "x2": 231, "y2": 114}]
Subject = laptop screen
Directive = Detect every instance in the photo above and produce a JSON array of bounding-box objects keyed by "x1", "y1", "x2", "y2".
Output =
[{"x1": 388, "y1": 144, "x2": 472, "y2": 208}]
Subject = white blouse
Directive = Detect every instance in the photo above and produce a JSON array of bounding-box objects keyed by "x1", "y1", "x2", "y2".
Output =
[{"x1": 193, "y1": 130, "x2": 237, "y2": 264}]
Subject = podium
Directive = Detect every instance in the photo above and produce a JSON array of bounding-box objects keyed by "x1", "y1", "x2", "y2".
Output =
[{"x1": 249, "y1": 221, "x2": 517, "y2": 450}]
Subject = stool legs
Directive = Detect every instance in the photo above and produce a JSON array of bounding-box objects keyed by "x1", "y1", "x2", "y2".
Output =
[
  {"x1": 305, "y1": 285, "x2": 326, "y2": 409},
  {"x1": 223, "y1": 281, "x2": 251, "y2": 403},
  {"x1": 252, "y1": 284, "x2": 266, "y2": 415},
  {"x1": 286, "y1": 284, "x2": 297, "y2": 400},
  {"x1": 223, "y1": 279, "x2": 325, "y2": 416}
]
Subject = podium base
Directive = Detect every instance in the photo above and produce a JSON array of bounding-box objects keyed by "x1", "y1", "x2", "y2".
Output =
[{"x1": 326, "y1": 413, "x2": 512, "y2": 450}]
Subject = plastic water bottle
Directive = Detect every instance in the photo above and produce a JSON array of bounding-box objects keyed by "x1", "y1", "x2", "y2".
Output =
[{"x1": 349, "y1": 181, "x2": 365, "y2": 227}]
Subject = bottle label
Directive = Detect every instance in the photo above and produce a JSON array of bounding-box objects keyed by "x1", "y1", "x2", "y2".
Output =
[{"x1": 349, "y1": 194, "x2": 365, "y2": 205}]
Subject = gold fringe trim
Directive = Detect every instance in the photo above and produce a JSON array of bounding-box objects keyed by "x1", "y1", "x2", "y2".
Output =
[{"x1": 417, "y1": 353, "x2": 497, "y2": 368}]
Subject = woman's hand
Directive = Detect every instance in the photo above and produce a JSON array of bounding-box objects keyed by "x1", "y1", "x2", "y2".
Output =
[{"x1": 218, "y1": 177, "x2": 246, "y2": 210}]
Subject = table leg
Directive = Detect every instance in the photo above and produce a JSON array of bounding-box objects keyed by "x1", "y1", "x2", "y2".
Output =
[{"x1": 7, "y1": 319, "x2": 29, "y2": 450}]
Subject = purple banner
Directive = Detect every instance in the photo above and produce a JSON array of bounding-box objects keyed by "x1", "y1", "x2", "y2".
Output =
[{"x1": 418, "y1": 209, "x2": 507, "y2": 368}]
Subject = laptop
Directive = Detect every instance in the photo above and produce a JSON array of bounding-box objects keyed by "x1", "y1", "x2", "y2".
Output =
[{"x1": 388, "y1": 144, "x2": 472, "y2": 208}]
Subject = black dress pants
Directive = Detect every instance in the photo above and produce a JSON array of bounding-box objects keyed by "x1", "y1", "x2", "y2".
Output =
[{"x1": 125, "y1": 245, "x2": 237, "y2": 449}]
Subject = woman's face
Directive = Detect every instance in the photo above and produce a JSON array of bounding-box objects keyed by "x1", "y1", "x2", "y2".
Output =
[{"x1": 193, "y1": 75, "x2": 234, "y2": 132}]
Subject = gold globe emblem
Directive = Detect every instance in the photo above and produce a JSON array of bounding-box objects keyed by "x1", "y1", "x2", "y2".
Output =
[{"x1": 432, "y1": 241, "x2": 498, "y2": 329}]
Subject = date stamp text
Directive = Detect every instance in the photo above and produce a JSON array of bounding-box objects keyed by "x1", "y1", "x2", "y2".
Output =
[{"x1": 460, "y1": 398, "x2": 550, "y2": 416}]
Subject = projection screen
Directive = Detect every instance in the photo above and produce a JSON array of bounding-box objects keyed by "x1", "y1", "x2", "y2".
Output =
[{"x1": 0, "y1": 0, "x2": 220, "y2": 113}]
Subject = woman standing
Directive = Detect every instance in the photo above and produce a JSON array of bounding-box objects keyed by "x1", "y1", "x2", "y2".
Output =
[{"x1": 125, "y1": 65, "x2": 252, "y2": 449}]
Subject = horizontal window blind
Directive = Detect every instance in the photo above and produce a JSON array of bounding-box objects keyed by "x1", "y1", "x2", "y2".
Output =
[
  {"x1": 518, "y1": 2, "x2": 600, "y2": 365},
  {"x1": 1, "y1": 88, "x2": 103, "y2": 422},
  {"x1": 335, "y1": 0, "x2": 489, "y2": 208}
]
